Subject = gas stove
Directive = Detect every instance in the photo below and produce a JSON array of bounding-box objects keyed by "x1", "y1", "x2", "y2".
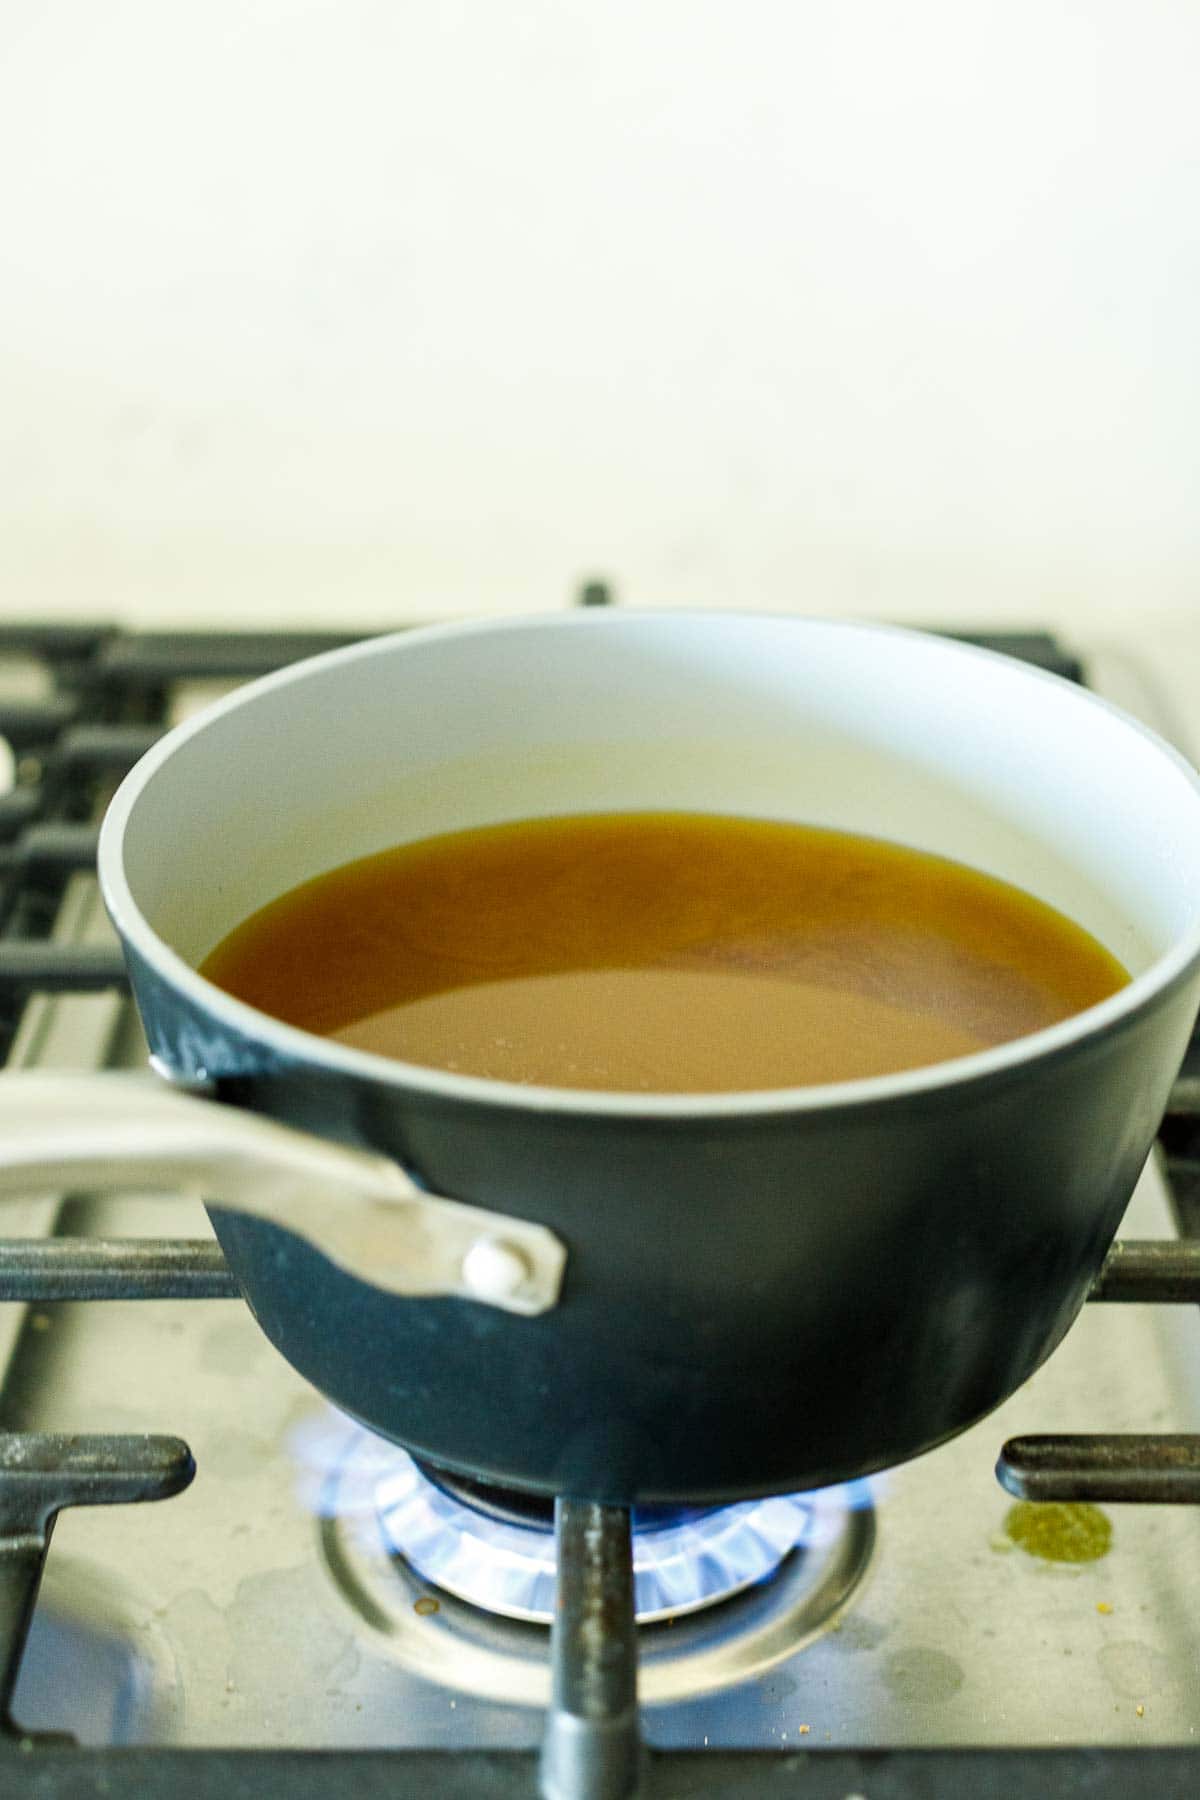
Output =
[{"x1": 1, "y1": 614, "x2": 1200, "y2": 1797}]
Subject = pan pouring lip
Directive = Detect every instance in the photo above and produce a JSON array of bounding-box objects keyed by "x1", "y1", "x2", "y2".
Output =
[{"x1": 308, "y1": 1423, "x2": 876, "y2": 1706}]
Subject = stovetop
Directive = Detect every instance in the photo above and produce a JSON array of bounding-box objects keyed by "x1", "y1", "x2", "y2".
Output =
[{"x1": 2, "y1": 615, "x2": 1200, "y2": 1797}]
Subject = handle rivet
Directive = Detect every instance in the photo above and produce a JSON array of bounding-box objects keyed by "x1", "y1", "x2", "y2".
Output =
[{"x1": 461, "y1": 1236, "x2": 532, "y2": 1301}]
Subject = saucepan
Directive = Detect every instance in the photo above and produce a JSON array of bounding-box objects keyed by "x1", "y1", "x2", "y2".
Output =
[{"x1": 2, "y1": 613, "x2": 1199, "y2": 1504}]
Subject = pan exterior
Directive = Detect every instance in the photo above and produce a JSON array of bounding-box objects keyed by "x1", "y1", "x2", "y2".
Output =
[
  {"x1": 100, "y1": 614, "x2": 1200, "y2": 1502},
  {"x1": 124, "y1": 934, "x2": 1200, "y2": 1504}
]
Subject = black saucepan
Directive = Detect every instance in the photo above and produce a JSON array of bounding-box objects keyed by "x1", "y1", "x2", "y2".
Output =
[{"x1": 3, "y1": 612, "x2": 1199, "y2": 1504}]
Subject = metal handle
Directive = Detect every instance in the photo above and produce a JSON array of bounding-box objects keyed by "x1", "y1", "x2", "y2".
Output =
[{"x1": 0, "y1": 1073, "x2": 565, "y2": 1316}]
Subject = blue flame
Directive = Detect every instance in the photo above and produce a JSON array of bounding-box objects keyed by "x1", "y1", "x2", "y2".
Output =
[
  {"x1": 375, "y1": 1455, "x2": 822, "y2": 1622},
  {"x1": 292, "y1": 1411, "x2": 875, "y2": 1625}
]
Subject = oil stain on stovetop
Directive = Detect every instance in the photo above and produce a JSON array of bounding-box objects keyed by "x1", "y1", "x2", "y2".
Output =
[{"x1": 1000, "y1": 1502, "x2": 1113, "y2": 1563}]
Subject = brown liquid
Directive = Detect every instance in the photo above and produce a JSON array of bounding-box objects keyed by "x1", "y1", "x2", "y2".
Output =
[{"x1": 200, "y1": 813, "x2": 1129, "y2": 1092}]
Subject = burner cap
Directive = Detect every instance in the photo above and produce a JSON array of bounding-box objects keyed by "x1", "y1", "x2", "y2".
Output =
[{"x1": 411, "y1": 1457, "x2": 720, "y2": 1535}]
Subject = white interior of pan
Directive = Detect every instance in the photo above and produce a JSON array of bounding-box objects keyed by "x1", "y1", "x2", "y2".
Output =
[{"x1": 107, "y1": 614, "x2": 1200, "y2": 988}]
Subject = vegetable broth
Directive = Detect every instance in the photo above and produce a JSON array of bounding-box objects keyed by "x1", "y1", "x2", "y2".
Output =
[{"x1": 201, "y1": 813, "x2": 1129, "y2": 1092}]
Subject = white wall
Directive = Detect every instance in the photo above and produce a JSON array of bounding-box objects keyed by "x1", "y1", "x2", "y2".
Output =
[{"x1": 1, "y1": 1, "x2": 1198, "y2": 632}]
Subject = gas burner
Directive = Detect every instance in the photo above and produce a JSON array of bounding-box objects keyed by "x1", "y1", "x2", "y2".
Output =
[
  {"x1": 297, "y1": 1422, "x2": 874, "y2": 1634},
  {"x1": 348, "y1": 1440, "x2": 847, "y2": 1625},
  {"x1": 315, "y1": 1427, "x2": 875, "y2": 1706}
]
